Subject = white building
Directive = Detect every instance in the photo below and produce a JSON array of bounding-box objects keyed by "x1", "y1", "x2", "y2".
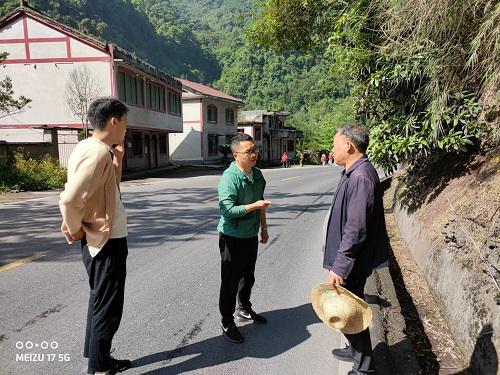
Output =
[
  {"x1": 238, "y1": 110, "x2": 303, "y2": 162},
  {"x1": 0, "y1": 4, "x2": 183, "y2": 171},
  {"x1": 169, "y1": 78, "x2": 243, "y2": 164}
]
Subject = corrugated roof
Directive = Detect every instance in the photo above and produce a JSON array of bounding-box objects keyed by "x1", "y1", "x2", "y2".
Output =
[
  {"x1": 239, "y1": 110, "x2": 290, "y2": 124},
  {"x1": 179, "y1": 78, "x2": 244, "y2": 105}
]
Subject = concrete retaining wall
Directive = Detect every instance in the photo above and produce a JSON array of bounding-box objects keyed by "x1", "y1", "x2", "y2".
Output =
[{"x1": 388, "y1": 181, "x2": 499, "y2": 374}]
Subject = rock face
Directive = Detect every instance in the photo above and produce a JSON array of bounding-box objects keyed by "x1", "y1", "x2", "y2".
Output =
[
  {"x1": 484, "y1": 219, "x2": 500, "y2": 283},
  {"x1": 388, "y1": 179, "x2": 500, "y2": 375}
]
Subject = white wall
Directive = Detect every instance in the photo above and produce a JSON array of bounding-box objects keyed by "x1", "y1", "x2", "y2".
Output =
[
  {"x1": 181, "y1": 99, "x2": 201, "y2": 122},
  {"x1": 169, "y1": 99, "x2": 201, "y2": 161},
  {"x1": 1, "y1": 18, "x2": 24, "y2": 39},
  {"x1": 0, "y1": 128, "x2": 45, "y2": 142},
  {"x1": 0, "y1": 17, "x2": 111, "y2": 127},
  {"x1": 0, "y1": 61, "x2": 111, "y2": 127},
  {"x1": 169, "y1": 123, "x2": 202, "y2": 161}
]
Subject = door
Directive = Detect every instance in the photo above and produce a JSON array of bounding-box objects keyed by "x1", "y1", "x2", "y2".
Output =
[
  {"x1": 145, "y1": 134, "x2": 151, "y2": 169},
  {"x1": 152, "y1": 135, "x2": 158, "y2": 168}
]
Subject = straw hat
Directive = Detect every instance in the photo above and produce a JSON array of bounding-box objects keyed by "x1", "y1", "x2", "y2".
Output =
[{"x1": 311, "y1": 283, "x2": 372, "y2": 334}]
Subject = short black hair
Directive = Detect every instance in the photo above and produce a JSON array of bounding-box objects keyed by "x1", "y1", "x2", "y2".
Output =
[
  {"x1": 337, "y1": 124, "x2": 370, "y2": 153},
  {"x1": 231, "y1": 133, "x2": 254, "y2": 152},
  {"x1": 87, "y1": 97, "x2": 128, "y2": 130}
]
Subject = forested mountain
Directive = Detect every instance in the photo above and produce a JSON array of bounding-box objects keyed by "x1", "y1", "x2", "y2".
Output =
[
  {"x1": 0, "y1": 0, "x2": 351, "y2": 150},
  {"x1": 0, "y1": 0, "x2": 220, "y2": 82}
]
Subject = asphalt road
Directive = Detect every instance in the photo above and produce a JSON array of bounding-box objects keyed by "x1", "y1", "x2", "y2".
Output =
[{"x1": 0, "y1": 165, "x2": 351, "y2": 375}]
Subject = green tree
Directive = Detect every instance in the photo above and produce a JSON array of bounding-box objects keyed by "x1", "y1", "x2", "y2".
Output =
[{"x1": 249, "y1": 0, "x2": 498, "y2": 172}]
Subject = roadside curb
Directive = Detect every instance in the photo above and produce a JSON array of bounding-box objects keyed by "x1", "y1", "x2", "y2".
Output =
[
  {"x1": 361, "y1": 174, "x2": 422, "y2": 375},
  {"x1": 366, "y1": 267, "x2": 421, "y2": 374}
]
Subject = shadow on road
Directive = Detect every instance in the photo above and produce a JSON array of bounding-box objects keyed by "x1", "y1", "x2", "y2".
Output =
[
  {"x1": 0, "y1": 186, "x2": 332, "y2": 266},
  {"x1": 132, "y1": 303, "x2": 321, "y2": 374}
]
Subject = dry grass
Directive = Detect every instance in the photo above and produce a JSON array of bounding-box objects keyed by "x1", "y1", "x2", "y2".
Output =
[{"x1": 416, "y1": 151, "x2": 500, "y2": 291}]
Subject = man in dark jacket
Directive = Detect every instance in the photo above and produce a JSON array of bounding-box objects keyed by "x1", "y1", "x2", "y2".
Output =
[{"x1": 323, "y1": 124, "x2": 390, "y2": 375}]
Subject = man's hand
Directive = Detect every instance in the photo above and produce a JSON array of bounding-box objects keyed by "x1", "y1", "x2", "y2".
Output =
[
  {"x1": 260, "y1": 229, "x2": 269, "y2": 244},
  {"x1": 328, "y1": 270, "x2": 345, "y2": 290},
  {"x1": 253, "y1": 200, "x2": 272, "y2": 210},
  {"x1": 69, "y1": 228, "x2": 85, "y2": 242},
  {"x1": 111, "y1": 142, "x2": 125, "y2": 162}
]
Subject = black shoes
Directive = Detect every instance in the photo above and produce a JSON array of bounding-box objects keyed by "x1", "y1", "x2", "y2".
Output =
[
  {"x1": 87, "y1": 353, "x2": 132, "y2": 374},
  {"x1": 236, "y1": 308, "x2": 267, "y2": 324},
  {"x1": 107, "y1": 356, "x2": 132, "y2": 373},
  {"x1": 221, "y1": 321, "x2": 245, "y2": 343},
  {"x1": 222, "y1": 308, "x2": 267, "y2": 343},
  {"x1": 332, "y1": 345, "x2": 355, "y2": 363}
]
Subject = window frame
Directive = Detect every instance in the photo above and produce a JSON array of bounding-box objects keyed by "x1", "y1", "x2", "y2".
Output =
[
  {"x1": 225, "y1": 108, "x2": 235, "y2": 125},
  {"x1": 117, "y1": 69, "x2": 144, "y2": 108},
  {"x1": 167, "y1": 89, "x2": 182, "y2": 116},
  {"x1": 146, "y1": 80, "x2": 166, "y2": 113},
  {"x1": 207, "y1": 105, "x2": 218, "y2": 123}
]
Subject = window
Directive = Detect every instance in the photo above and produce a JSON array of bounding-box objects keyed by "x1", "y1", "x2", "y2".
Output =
[
  {"x1": 208, "y1": 134, "x2": 218, "y2": 156},
  {"x1": 167, "y1": 90, "x2": 181, "y2": 115},
  {"x1": 225, "y1": 109, "x2": 235, "y2": 125},
  {"x1": 132, "y1": 131, "x2": 143, "y2": 156},
  {"x1": 237, "y1": 128, "x2": 245, "y2": 133},
  {"x1": 254, "y1": 126, "x2": 261, "y2": 141},
  {"x1": 287, "y1": 140, "x2": 295, "y2": 153},
  {"x1": 117, "y1": 70, "x2": 143, "y2": 106},
  {"x1": 159, "y1": 135, "x2": 167, "y2": 154},
  {"x1": 207, "y1": 105, "x2": 217, "y2": 123},
  {"x1": 147, "y1": 82, "x2": 165, "y2": 112}
]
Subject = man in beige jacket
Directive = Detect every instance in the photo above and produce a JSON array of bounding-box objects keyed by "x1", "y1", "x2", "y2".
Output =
[{"x1": 59, "y1": 97, "x2": 131, "y2": 375}]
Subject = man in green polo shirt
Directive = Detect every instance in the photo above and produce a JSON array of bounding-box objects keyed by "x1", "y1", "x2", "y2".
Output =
[{"x1": 217, "y1": 133, "x2": 271, "y2": 343}]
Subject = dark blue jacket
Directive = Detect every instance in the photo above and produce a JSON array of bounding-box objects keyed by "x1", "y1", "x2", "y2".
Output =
[{"x1": 323, "y1": 156, "x2": 389, "y2": 280}]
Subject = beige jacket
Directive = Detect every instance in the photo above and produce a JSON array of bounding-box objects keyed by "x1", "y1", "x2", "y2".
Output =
[{"x1": 59, "y1": 138, "x2": 117, "y2": 256}]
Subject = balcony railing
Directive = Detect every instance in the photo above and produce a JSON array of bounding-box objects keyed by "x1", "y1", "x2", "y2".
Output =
[{"x1": 269, "y1": 128, "x2": 303, "y2": 139}]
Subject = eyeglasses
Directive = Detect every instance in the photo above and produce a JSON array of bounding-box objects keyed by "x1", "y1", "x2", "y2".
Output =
[{"x1": 236, "y1": 147, "x2": 260, "y2": 157}]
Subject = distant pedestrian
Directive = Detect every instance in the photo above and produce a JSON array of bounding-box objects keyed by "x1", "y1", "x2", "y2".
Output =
[
  {"x1": 59, "y1": 98, "x2": 132, "y2": 375},
  {"x1": 328, "y1": 153, "x2": 333, "y2": 166},
  {"x1": 281, "y1": 151, "x2": 289, "y2": 168},
  {"x1": 217, "y1": 133, "x2": 271, "y2": 343},
  {"x1": 321, "y1": 153, "x2": 327, "y2": 166},
  {"x1": 322, "y1": 124, "x2": 390, "y2": 375}
]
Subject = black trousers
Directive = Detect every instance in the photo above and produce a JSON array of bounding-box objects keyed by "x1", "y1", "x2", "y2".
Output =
[
  {"x1": 81, "y1": 237, "x2": 128, "y2": 372},
  {"x1": 219, "y1": 233, "x2": 258, "y2": 325},
  {"x1": 343, "y1": 278, "x2": 374, "y2": 373}
]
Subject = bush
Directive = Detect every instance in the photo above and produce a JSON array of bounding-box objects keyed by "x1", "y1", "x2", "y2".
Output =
[{"x1": 0, "y1": 151, "x2": 66, "y2": 192}]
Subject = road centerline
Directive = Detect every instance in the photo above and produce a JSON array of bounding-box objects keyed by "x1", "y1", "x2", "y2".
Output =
[
  {"x1": 0, "y1": 252, "x2": 46, "y2": 273},
  {"x1": 280, "y1": 176, "x2": 302, "y2": 182}
]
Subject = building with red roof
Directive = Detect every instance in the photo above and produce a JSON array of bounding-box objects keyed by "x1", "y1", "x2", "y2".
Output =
[{"x1": 169, "y1": 78, "x2": 244, "y2": 163}]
